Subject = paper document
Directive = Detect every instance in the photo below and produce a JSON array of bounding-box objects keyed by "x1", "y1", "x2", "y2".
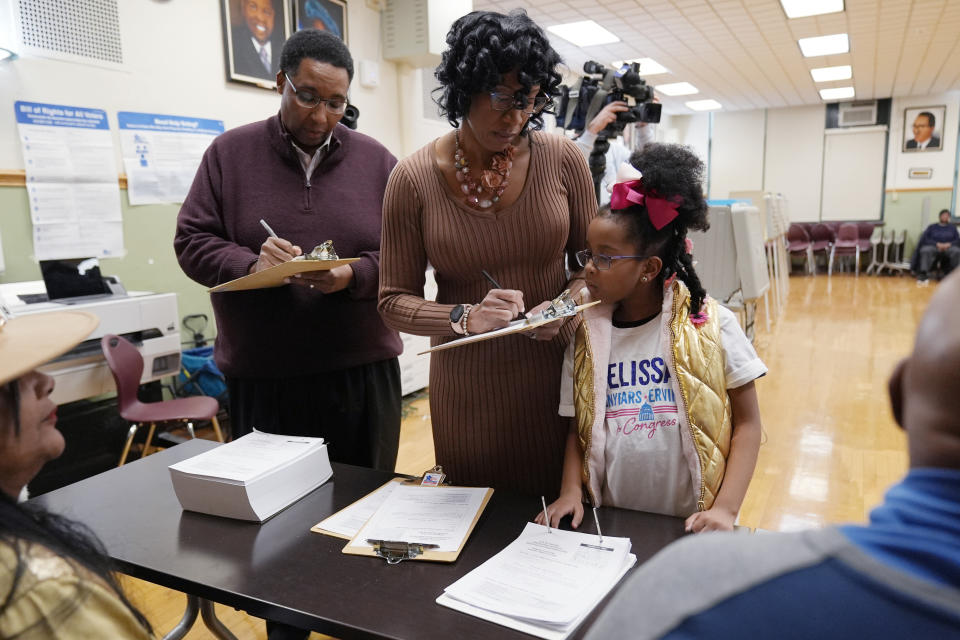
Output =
[
  {"x1": 437, "y1": 522, "x2": 635, "y2": 639},
  {"x1": 15, "y1": 101, "x2": 125, "y2": 260},
  {"x1": 169, "y1": 431, "x2": 324, "y2": 484},
  {"x1": 352, "y1": 485, "x2": 488, "y2": 552},
  {"x1": 312, "y1": 479, "x2": 401, "y2": 539}
]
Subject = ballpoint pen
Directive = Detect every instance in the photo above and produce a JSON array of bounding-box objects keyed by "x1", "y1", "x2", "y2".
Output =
[
  {"x1": 481, "y1": 269, "x2": 526, "y2": 321},
  {"x1": 592, "y1": 506, "x2": 603, "y2": 544},
  {"x1": 541, "y1": 496, "x2": 551, "y2": 533},
  {"x1": 260, "y1": 219, "x2": 278, "y2": 239}
]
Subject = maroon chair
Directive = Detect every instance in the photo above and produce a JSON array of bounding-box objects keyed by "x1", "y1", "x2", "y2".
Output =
[
  {"x1": 830, "y1": 222, "x2": 862, "y2": 276},
  {"x1": 101, "y1": 334, "x2": 224, "y2": 465},
  {"x1": 808, "y1": 223, "x2": 835, "y2": 273},
  {"x1": 787, "y1": 223, "x2": 814, "y2": 274}
]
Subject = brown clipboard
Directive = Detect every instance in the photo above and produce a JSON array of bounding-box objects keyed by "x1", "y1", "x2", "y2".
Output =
[
  {"x1": 418, "y1": 300, "x2": 602, "y2": 355},
  {"x1": 310, "y1": 478, "x2": 405, "y2": 541},
  {"x1": 209, "y1": 257, "x2": 359, "y2": 293},
  {"x1": 341, "y1": 485, "x2": 494, "y2": 563}
]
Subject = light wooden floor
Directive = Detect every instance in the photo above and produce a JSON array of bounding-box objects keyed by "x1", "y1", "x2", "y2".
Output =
[{"x1": 128, "y1": 274, "x2": 934, "y2": 638}]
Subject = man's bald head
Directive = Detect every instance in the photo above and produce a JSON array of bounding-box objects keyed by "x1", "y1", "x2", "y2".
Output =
[{"x1": 890, "y1": 269, "x2": 960, "y2": 469}]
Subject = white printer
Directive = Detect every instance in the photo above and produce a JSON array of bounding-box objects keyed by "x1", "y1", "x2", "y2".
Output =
[{"x1": 0, "y1": 278, "x2": 181, "y2": 405}]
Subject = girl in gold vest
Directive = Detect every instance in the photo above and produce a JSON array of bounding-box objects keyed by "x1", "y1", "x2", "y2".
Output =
[{"x1": 537, "y1": 144, "x2": 766, "y2": 533}]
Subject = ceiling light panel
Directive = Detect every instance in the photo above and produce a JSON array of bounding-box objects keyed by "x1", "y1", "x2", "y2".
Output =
[
  {"x1": 686, "y1": 99, "x2": 723, "y2": 111},
  {"x1": 780, "y1": 0, "x2": 845, "y2": 19},
  {"x1": 819, "y1": 86, "x2": 855, "y2": 100},
  {"x1": 657, "y1": 82, "x2": 699, "y2": 96},
  {"x1": 547, "y1": 21, "x2": 620, "y2": 47},
  {"x1": 798, "y1": 33, "x2": 850, "y2": 57},
  {"x1": 811, "y1": 65, "x2": 853, "y2": 82}
]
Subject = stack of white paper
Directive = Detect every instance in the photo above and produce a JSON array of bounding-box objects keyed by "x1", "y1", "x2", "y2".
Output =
[
  {"x1": 437, "y1": 522, "x2": 636, "y2": 640},
  {"x1": 169, "y1": 432, "x2": 332, "y2": 522}
]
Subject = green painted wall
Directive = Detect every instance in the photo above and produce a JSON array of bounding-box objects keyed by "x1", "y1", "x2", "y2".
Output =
[
  {"x1": 883, "y1": 189, "x2": 954, "y2": 258},
  {"x1": 0, "y1": 186, "x2": 216, "y2": 340}
]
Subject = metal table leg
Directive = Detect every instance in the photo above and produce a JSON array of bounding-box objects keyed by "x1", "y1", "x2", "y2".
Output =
[
  {"x1": 162, "y1": 594, "x2": 200, "y2": 640},
  {"x1": 200, "y1": 598, "x2": 240, "y2": 640}
]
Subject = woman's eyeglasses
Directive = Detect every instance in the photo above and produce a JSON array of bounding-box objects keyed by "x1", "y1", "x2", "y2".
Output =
[
  {"x1": 489, "y1": 92, "x2": 552, "y2": 114},
  {"x1": 575, "y1": 249, "x2": 645, "y2": 271},
  {"x1": 284, "y1": 73, "x2": 348, "y2": 114}
]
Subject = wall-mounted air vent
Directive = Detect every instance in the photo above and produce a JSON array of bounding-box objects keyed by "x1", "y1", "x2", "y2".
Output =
[{"x1": 16, "y1": 0, "x2": 123, "y2": 68}]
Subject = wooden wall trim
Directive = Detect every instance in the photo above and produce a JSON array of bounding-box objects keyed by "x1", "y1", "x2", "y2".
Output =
[
  {"x1": 885, "y1": 186, "x2": 953, "y2": 193},
  {"x1": 0, "y1": 169, "x2": 127, "y2": 189}
]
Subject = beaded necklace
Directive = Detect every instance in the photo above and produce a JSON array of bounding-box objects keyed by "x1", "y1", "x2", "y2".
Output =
[{"x1": 453, "y1": 129, "x2": 517, "y2": 209}]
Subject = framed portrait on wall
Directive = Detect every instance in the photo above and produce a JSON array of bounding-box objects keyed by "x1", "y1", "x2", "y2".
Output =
[
  {"x1": 294, "y1": 0, "x2": 348, "y2": 43},
  {"x1": 903, "y1": 105, "x2": 945, "y2": 152},
  {"x1": 221, "y1": 0, "x2": 291, "y2": 90}
]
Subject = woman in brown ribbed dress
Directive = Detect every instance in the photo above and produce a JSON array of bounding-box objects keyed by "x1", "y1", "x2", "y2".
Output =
[{"x1": 378, "y1": 10, "x2": 596, "y2": 497}]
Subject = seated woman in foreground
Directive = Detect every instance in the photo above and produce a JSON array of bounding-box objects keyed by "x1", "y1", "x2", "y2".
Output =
[{"x1": 0, "y1": 308, "x2": 153, "y2": 639}]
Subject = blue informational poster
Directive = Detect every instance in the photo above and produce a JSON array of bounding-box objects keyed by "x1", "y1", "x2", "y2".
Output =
[
  {"x1": 15, "y1": 101, "x2": 110, "y2": 130},
  {"x1": 116, "y1": 111, "x2": 225, "y2": 205}
]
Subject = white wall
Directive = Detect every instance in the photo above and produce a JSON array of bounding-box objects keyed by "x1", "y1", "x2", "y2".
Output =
[
  {"x1": 709, "y1": 110, "x2": 765, "y2": 199},
  {"x1": 396, "y1": 64, "x2": 452, "y2": 157},
  {"x1": 764, "y1": 105, "x2": 825, "y2": 222},
  {"x1": 885, "y1": 92, "x2": 960, "y2": 191},
  {"x1": 0, "y1": 0, "x2": 404, "y2": 168},
  {"x1": 660, "y1": 113, "x2": 710, "y2": 163}
]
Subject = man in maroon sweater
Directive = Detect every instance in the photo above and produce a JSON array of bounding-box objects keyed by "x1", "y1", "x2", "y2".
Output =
[{"x1": 175, "y1": 30, "x2": 402, "y2": 475}]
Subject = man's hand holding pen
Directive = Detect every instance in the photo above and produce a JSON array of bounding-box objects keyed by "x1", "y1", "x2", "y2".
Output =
[
  {"x1": 250, "y1": 236, "x2": 302, "y2": 273},
  {"x1": 250, "y1": 232, "x2": 353, "y2": 293}
]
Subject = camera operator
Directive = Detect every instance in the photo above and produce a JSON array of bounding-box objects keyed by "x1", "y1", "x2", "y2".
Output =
[{"x1": 574, "y1": 100, "x2": 656, "y2": 206}]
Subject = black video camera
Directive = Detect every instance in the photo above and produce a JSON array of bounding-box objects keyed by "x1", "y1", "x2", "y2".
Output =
[{"x1": 555, "y1": 60, "x2": 661, "y2": 135}]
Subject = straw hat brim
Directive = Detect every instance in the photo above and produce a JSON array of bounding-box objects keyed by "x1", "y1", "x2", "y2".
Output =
[{"x1": 0, "y1": 311, "x2": 99, "y2": 387}]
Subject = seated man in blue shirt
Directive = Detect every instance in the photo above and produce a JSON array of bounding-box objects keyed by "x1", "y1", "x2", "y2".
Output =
[
  {"x1": 914, "y1": 208, "x2": 960, "y2": 284},
  {"x1": 585, "y1": 269, "x2": 960, "y2": 640}
]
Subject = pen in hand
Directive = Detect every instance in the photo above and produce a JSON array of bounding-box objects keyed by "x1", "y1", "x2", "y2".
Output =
[
  {"x1": 481, "y1": 269, "x2": 526, "y2": 321},
  {"x1": 260, "y1": 219, "x2": 278, "y2": 239}
]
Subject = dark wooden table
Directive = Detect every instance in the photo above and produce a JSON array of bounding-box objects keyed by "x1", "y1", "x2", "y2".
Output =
[{"x1": 34, "y1": 439, "x2": 687, "y2": 639}]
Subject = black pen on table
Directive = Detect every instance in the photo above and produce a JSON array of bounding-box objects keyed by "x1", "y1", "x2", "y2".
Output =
[{"x1": 481, "y1": 269, "x2": 526, "y2": 321}]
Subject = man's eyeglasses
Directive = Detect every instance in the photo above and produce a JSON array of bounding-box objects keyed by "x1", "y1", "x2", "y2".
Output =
[
  {"x1": 489, "y1": 92, "x2": 552, "y2": 115},
  {"x1": 575, "y1": 249, "x2": 646, "y2": 271},
  {"x1": 284, "y1": 73, "x2": 348, "y2": 114}
]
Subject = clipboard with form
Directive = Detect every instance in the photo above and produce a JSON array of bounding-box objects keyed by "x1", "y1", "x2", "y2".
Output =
[
  {"x1": 418, "y1": 299, "x2": 601, "y2": 355},
  {"x1": 341, "y1": 484, "x2": 493, "y2": 563},
  {"x1": 209, "y1": 257, "x2": 359, "y2": 293}
]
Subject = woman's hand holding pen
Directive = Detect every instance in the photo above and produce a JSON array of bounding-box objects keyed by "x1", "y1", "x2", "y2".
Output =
[
  {"x1": 250, "y1": 237, "x2": 302, "y2": 274},
  {"x1": 468, "y1": 288, "x2": 525, "y2": 334}
]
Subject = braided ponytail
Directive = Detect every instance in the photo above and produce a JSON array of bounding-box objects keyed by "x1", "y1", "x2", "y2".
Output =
[{"x1": 664, "y1": 232, "x2": 707, "y2": 317}]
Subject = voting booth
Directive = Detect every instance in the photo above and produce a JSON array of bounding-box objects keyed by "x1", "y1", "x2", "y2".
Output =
[{"x1": 689, "y1": 203, "x2": 771, "y2": 339}]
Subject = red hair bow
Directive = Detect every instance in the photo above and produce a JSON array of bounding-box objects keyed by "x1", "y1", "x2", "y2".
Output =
[{"x1": 610, "y1": 179, "x2": 683, "y2": 231}]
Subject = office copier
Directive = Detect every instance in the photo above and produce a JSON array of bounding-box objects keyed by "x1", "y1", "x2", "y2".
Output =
[{"x1": 0, "y1": 280, "x2": 181, "y2": 404}]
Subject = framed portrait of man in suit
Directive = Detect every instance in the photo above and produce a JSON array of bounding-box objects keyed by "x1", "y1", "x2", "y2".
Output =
[
  {"x1": 294, "y1": 0, "x2": 348, "y2": 42},
  {"x1": 221, "y1": 0, "x2": 291, "y2": 89},
  {"x1": 903, "y1": 106, "x2": 945, "y2": 152}
]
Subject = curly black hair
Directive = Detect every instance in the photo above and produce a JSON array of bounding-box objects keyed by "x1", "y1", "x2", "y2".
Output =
[
  {"x1": 434, "y1": 10, "x2": 563, "y2": 132},
  {"x1": 603, "y1": 143, "x2": 710, "y2": 316},
  {"x1": 280, "y1": 29, "x2": 353, "y2": 80}
]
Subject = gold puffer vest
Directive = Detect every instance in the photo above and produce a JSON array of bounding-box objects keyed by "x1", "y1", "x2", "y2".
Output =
[{"x1": 572, "y1": 279, "x2": 731, "y2": 511}]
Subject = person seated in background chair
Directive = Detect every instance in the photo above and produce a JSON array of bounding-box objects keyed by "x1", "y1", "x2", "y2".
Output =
[
  {"x1": 0, "y1": 308, "x2": 153, "y2": 639},
  {"x1": 584, "y1": 268, "x2": 960, "y2": 640},
  {"x1": 913, "y1": 208, "x2": 960, "y2": 285}
]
